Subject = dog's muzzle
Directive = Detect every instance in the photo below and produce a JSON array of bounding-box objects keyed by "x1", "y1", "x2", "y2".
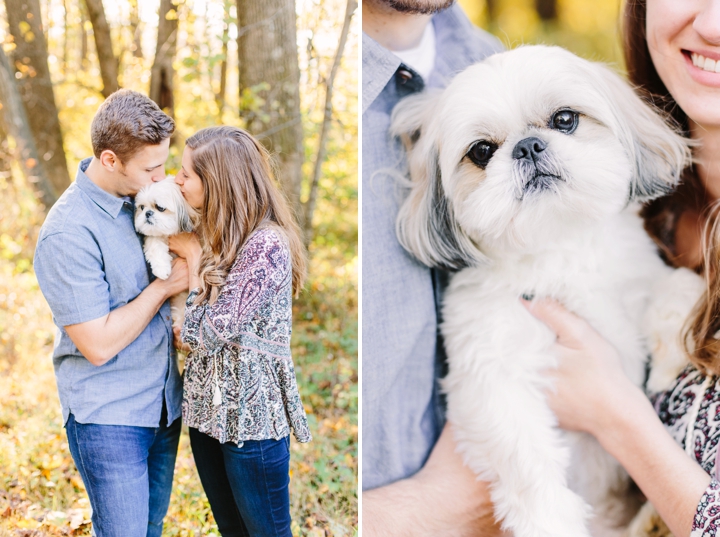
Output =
[{"x1": 512, "y1": 137, "x2": 563, "y2": 199}]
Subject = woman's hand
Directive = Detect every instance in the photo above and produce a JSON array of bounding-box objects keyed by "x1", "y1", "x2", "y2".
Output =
[
  {"x1": 169, "y1": 232, "x2": 201, "y2": 261},
  {"x1": 523, "y1": 297, "x2": 711, "y2": 537},
  {"x1": 169, "y1": 233, "x2": 202, "y2": 289},
  {"x1": 522, "y1": 298, "x2": 641, "y2": 437}
]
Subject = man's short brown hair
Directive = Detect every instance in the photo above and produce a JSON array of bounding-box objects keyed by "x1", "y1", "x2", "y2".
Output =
[{"x1": 91, "y1": 89, "x2": 175, "y2": 163}]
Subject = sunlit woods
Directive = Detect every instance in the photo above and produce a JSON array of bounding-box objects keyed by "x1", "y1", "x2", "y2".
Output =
[
  {"x1": 0, "y1": 0, "x2": 358, "y2": 534},
  {"x1": 459, "y1": 0, "x2": 624, "y2": 66}
]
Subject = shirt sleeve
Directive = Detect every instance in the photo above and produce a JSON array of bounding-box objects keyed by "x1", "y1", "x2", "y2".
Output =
[
  {"x1": 34, "y1": 231, "x2": 111, "y2": 326},
  {"x1": 691, "y1": 479, "x2": 720, "y2": 536},
  {"x1": 182, "y1": 228, "x2": 291, "y2": 351}
]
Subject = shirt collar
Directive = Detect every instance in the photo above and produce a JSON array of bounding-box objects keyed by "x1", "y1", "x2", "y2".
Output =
[
  {"x1": 362, "y1": 4, "x2": 503, "y2": 114},
  {"x1": 75, "y1": 157, "x2": 133, "y2": 219},
  {"x1": 362, "y1": 32, "x2": 402, "y2": 115}
]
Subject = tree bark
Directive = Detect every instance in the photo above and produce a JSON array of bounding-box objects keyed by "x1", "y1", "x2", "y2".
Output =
[
  {"x1": 303, "y1": 0, "x2": 356, "y2": 245},
  {"x1": 150, "y1": 0, "x2": 178, "y2": 118},
  {"x1": 0, "y1": 46, "x2": 58, "y2": 208},
  {"x1": 4, "y1": 0, "x2": 71, "y2": 201},
  {"x1": 83, "y1": 0, "x2": 119, "y2": 97},
  {"x1": 236, "y1": 0, "x2": 304, "y2": 220}
]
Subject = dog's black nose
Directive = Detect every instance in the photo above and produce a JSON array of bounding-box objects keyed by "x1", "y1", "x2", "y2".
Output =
[
  {"x1": 512, "y1": 137, "x2": 547, "y2": 162},
  {"x1": 145, "y1": 210, "x2": 154, "y2": 218}
]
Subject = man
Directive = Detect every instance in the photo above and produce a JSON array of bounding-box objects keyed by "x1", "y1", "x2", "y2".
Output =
[
  {"x1": 362, "y1": 1, "x2": 509, "y2": 534},
  {"x1": 34, "y1": 89, "x2": 187, "y2": 537}
]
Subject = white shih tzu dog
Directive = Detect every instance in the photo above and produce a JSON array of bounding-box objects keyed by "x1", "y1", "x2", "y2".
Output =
[
  {"x1": 391, "y1": 45, "x2": 702, "y2": 537},
  {"x1": 134, "y1": 175, "x2": 194, "y2": 329}
]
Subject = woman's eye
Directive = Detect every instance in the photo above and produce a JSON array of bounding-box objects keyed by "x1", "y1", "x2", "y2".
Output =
[
  {"x1": 156, "y1": 205, "x2": 166, "y2": 212},
  {"x1": 550, "y1": 110, "x2": 579, "y2": 134},
  {"x1": 466, "y1": 141, "x2": 498, "y2": 169}
]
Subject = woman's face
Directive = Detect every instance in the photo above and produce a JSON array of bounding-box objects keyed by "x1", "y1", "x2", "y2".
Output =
[
  {"x1": 646, "y1": 0, "x2": 720, "y2": 131},
  {"x1": 175, "y1": 147, "x2": 204, "y2": 210}
]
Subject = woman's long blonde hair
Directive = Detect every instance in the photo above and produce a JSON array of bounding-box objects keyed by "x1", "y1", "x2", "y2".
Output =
[{"x1": 185, "y1": 126, "x2": 306, "y2": 304}]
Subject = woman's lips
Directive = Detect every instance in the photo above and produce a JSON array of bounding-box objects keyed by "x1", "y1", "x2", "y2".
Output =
[{"x1": 682, "y1": 49, "x2": 720, "y2": 87}]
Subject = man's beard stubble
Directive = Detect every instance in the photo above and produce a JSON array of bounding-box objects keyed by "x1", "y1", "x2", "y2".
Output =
[{"x1": 378, "y1": 0, "x2": 455, "y2": 15}]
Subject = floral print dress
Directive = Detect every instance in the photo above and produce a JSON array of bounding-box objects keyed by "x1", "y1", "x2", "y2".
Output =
[
  {"x1": 181, "y1": 226, "x2": 311, "y2": 445},
  {"x1": 653, "y1": 365, "x2": 720, "y2": 535}
]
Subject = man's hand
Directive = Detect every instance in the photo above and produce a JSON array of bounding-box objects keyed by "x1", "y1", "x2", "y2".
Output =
[{"x1": 363, "y1": 424, "x2": 509, "y2": 537}]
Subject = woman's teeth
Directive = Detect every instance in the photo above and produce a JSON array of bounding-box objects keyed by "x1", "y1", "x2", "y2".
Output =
[{"x1": 691, "y1": 52, "x2": 720, "y2": 73}]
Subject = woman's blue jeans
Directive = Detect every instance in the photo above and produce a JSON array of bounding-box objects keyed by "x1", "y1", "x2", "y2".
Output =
[
  {"x1": 189, "y1": 428, "x2": 292, "y2": 537},
  {"x1": 65, "y1": 410, "x2": 181, "y2": 537}
]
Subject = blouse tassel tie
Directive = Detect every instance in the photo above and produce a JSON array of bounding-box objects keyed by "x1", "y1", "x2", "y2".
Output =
[{"x1": 211, "y1": 349, "x2": 222, "y2": 407}]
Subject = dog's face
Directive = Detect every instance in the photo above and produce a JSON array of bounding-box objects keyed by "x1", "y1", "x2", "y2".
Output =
[
  {"x1": 392, "y1": 45, "x2": 692, "y2": 269},
  {"x1": 134, "y1": 175, "x2": 193, "y2": 237}
]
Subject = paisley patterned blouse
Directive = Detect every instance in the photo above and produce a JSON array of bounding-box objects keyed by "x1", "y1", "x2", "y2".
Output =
[
  {"x1": 181, "y1": 226, "x2": 312, "y2": 445},
  {"x1": 653, "y1": 365, "x2": 720, "y2": 535}
]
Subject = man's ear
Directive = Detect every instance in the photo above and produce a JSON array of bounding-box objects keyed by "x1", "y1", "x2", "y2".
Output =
[{"x1": 99, "y1": 149, "x2": 120, "y2": 172}]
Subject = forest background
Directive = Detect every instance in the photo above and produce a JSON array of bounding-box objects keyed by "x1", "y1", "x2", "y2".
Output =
[{"x1": 0, "y1": 0, "x2": 357, "y2": 535}]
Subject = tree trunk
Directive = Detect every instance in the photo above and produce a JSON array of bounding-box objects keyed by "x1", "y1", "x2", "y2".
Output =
[
  {"x1": 150, "y1": 0, "x2": 178, "y2": 118},
  {"x1": 0, "y1": 109, "x2": 11, "y2": 178},
  {"x1": 0, "y1": 46, "x2": 58, "y2": 208},
  {"x1": 535, "y1": 0, "x2": 557, "y2": 21},
  {"x1": 80, "y1": 2, "x2": 89, "y2": 70},
  {"x1": 236, "y1": 0, "x2": 304, "y2": 220},
  {"x1": 4, "y1": 0, "x2": 71, "y2": 201},
  {"x1": 215, "y1": 0, "x2": 230, "y2": 118},
  {"x1": 129, "y1": 0, "x2": 143, "y2": 58},
  {"x1": 486, "y1": 0, "x2": 498, "y2": 22},
  {"x1": 303, "y1": 0, "x2": 356, "y2": 245},
  {"x1": 83, "y1": 0, "x2": 119, "y2": 98}
]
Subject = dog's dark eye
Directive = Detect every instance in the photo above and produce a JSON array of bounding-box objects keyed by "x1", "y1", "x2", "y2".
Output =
[
  {"x1": 466, "y1": 141, "x2": 498, "y2": 169},
  {"x1": 156, "y1": 205, "x2": 166, "y2": 212},
  {"x1": 550, "y1": 110, "x2": 579, "y2": 134},
  {"x1": 138, "y1": 205, "x2": 144, "y2": 210}
]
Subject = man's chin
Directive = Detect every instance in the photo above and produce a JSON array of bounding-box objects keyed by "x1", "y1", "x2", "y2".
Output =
[{"x1": 380, "y1": 0, "x2": 454, "y2": 15}]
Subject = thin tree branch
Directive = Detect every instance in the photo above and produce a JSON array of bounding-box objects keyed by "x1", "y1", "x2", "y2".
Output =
[{"x1": 302, "y1": 0, "x2": 357, "y2": 245}]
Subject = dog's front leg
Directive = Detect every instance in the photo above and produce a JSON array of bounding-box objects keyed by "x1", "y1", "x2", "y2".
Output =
[
  {"x1": 143, "y1": 236, "x2": 173, "y2": 280},
  {"x1": 443, "y1": 353, "x2": 591, "y2": 537}
]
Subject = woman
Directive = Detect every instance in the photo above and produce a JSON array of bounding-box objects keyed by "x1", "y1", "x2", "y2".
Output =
[
  {"x1": 526, "y1": 0, "x2": 720, "y2": 535},
  {"x1": 169, "y1": 126, "x2": 312, "y2": 537}
]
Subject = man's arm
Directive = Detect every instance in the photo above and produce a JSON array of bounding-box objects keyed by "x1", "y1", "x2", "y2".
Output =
[
  {"x1": 363, "y1": 424, "x2": 509, "y2": 537},
  {"x1": 65, "y1": 257, "x2": 189, "y2": 366}
]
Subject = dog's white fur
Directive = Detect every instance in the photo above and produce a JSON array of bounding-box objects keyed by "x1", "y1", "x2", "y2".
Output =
[
  {"x1": 134, "y1": 175, "x2": 194, "y2": 330},
  {"x1": 391, "y1": 45, "x2": 701, "y2": 537}
]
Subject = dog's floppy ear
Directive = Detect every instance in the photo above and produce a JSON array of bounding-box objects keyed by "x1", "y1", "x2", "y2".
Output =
[
  {"x1": 391, "y1": 91, "x2": 482, "y2": 271},
  {"x1": 594, "y1": 64, "x2": 692, "y2": 202}
]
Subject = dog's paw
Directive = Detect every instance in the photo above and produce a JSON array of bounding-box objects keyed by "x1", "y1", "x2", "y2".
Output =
[{"x1": 152, "y1": 263, "x2": 172, "y2": 280}]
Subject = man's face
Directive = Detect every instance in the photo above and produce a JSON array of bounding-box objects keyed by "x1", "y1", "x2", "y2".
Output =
[
  {"x1": 118, "y1": 138, "x2": 171, "y2": 196},
  {"x1": 376, "y1": 0, "x2": 454, "y2": 15}
]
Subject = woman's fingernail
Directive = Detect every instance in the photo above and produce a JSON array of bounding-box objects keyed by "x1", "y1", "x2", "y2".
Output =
[{"x1": 522, "y1": 293, "x2": 534, "y2": 301}]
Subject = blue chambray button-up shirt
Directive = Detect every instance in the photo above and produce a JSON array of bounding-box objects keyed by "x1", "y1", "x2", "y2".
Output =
[
  {"x1": 362, "y1": 5, "x2": 502, "y2": 490},
  {"x1": 34, "y1": 158, "x2": 182, "y2": 427}
]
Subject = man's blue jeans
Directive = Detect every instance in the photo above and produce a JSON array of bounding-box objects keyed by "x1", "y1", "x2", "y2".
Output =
[
  {"x1": 189, "y1": 428, "x2": 292, "y2": 537},
  {"x1": 65, "y1": 409, "x2": 181, "y2": 537}
]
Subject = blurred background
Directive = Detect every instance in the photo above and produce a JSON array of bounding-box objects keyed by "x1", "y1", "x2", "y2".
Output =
[
  {"x1": 460, "y1": 0, "x2": 624, "y2": 66},
  {"x1": 0, "y1": 0, "x2": 357, "y2": 535}
]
